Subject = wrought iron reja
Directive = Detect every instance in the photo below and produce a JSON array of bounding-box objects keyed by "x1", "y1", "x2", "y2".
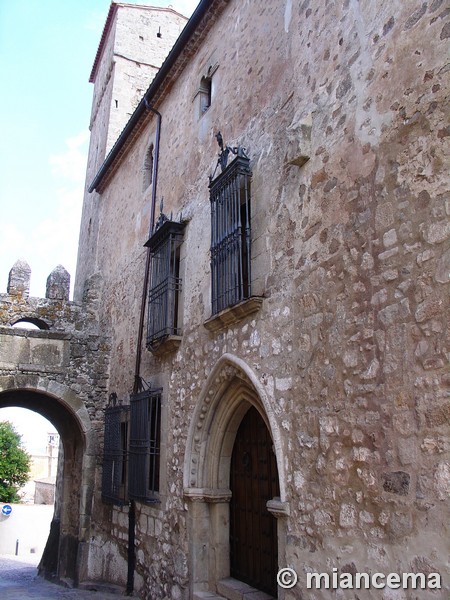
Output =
[
  {"x1": 154, "y1": 197, "x2": 169, "y2": 232},
  {"x1": 210, "y1": 131, "x2": 249, "y2": 180},
  {"x1": 209, "y1": 133, "x2": 252, "y2": 315},
  {"x1": 108, "y1": 392, "x2": 119, "y2": 407},
  {"x1": 153, "y1": 197, "x2": 183, "y2": 233}
]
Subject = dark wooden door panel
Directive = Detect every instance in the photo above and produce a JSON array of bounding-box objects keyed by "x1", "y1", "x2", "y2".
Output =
[{"x1": 230, "y1": 406, "x2": 279, "y2": 596}]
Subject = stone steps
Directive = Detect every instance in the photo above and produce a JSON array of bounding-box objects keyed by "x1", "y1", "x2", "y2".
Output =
[{"x1": 194, "y1": 578, "x2": 275, "y2": 600}]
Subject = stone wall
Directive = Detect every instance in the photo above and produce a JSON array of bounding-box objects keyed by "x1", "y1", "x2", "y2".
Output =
[
  {"x1": 0, "y1": 261, "x2": 109, "y2": 429},
  {"x1": 75, "y1": 6, "x2": 188, "y2": 303},
  {"x1": 0, "y1": 261, "x2": 111, "y2": 584},
  {"x1": 76, "y1": 0, "x2": 449, "y2": 598}
]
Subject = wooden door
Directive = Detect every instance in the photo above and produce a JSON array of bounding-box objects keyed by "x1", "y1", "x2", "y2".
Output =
[{"x1": 230, "y1": 406, "x2": 279, "y2": 596}]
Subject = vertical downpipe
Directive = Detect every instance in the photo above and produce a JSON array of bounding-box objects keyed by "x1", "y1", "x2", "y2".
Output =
[
  {"x1": 127, "y1": 100, "x2": 161, "y2": 596},
  {"x1": 126, "y1": 500, "x2": 136, "y2": 595}
]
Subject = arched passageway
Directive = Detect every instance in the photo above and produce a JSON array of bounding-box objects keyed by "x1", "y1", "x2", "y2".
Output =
[{"x1": 0, "y1": 387, "x2": 95, "y2": 585}]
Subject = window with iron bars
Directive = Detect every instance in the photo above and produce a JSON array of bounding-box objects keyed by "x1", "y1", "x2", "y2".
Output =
[
  {"x1": 101, "y1": 404, "x2": 129, "y2": 505},
  {"x1": 210, "y1": 153, "x2": 252, "y2": 315},
  {"x1": 145, "y1": 220, "x2": 185, "y2": 349},
  {"x1": 128, "y1": 389, "x2": 162, "y2": 502}
]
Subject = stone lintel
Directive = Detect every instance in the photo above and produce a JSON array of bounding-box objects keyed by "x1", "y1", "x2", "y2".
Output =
[
  {"x1": 0, "y1": 327, "x2": 70, "y2": 340},
  {"x1": 183, "y1": 487, "x2": 232, "y2": 503},
  {"x1": 18, "y1": 364, "x2": 65, "y2": 374}
]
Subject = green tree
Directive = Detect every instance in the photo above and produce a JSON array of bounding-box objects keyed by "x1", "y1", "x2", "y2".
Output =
[{"x1": 0, "y1": 421, "x2": 31, "y2": 502}]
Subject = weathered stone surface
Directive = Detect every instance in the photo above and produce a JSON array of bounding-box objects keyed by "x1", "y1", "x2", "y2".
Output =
[
  {"x1": 46, "y1": 265, "x2": 70, "y2": 301},
  {"x1": 6, "y1": 0, "x2": 450, "y2": 598},
  {"x1": 7, "y1": 259, "x2": 31, "y2": 298},
  {"x1": 383, "y1": 471, "x2": 411, "y2": 495}
]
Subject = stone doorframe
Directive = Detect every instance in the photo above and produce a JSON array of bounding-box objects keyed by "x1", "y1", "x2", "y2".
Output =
[
  {"x1": 183, "y1": 353, "x2": 290, "y2": 599},
  {"x1": 0, "y1": 376, "x2": 96, "y2": 585}
]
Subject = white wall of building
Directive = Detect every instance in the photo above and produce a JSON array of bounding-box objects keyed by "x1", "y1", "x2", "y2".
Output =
[{"x1": 0, "y1": 504, "x2": 53, "y2": 556}]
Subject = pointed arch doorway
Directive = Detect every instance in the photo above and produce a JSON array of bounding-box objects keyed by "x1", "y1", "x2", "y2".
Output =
[
  {"x1": 230, "y1": 405, "x2": 280, "y2": 596},
  {"x1": 184, "y1": 355, "x2": 289, "y2": 599}
]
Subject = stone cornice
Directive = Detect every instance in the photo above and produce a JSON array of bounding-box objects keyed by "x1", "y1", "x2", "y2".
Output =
[{"x1": 183, "y1": 487, "x2": 232, "y2": 503}]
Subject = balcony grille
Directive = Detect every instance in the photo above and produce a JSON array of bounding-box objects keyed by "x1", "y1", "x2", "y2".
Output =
[
  {"x1": 145, "y1": 220, "x2": 184, "y2": 348},
  {"x1": 128, "y1": 389, "x2": 162, "y2": 502},
  {"x1": 210, "y1": 154, "x2": 252, "y2": 315}
]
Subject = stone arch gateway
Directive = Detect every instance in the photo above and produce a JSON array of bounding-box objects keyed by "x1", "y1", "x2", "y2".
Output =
[
  {"x1": 0, "y1": 380, "x2": 96, "y2": 585},
  {"x1": 183, "y1": 354, "x2": 289, "y2": 599}
]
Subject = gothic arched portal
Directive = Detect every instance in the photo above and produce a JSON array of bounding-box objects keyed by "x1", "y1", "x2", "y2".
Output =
[{"x1": 183, "y1": 354, "x2": 289, "y2": 599}]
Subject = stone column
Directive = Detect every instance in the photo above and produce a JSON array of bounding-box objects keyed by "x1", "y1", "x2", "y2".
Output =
[{"x1": 184, "y1": 488, "x2": 232, "y2": 598}]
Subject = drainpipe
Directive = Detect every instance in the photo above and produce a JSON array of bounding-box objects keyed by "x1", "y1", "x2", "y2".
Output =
[
  {"x1": 133, "y1": 100, "x2": 161, "y2": 395},
  {"x1": 127, "y1": 100, "x2": 161, "y2": 596}
]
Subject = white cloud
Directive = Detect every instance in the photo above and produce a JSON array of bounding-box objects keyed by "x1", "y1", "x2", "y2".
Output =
[
  {"x1": 49, "y1": 130, "x2": 89, "y2": 183},
  {"x1": 0, "y1": 131, "x2": 87, "y2": 299},
  {"x1": 26, "y1": 183, "x2": 84, "y2": 298}
]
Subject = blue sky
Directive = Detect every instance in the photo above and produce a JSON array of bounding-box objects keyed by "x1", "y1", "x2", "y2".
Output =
[
  {"x1": 0, "y1": 0, "x2": 197, "y2": 452},
  {"x1": 0, "y1": 0, "x2": 197, "y2": 300}
]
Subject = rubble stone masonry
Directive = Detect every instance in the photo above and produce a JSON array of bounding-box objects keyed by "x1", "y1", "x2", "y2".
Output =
[
  {"x1": 1, "y1": 1, "x2": 448, "y2": 598},
  {"x1": 80, "y1": 1, "x2": 449, "y2": 598}
]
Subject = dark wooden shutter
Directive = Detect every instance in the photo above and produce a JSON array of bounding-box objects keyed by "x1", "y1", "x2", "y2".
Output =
[{"x1": 128, "y1": 390, "x2": 161, "y2": 501}]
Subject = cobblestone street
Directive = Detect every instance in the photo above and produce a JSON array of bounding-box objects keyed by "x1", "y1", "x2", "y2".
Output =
[{"x1": 0, "y1": 555, "x2": 137, "y2": 599}]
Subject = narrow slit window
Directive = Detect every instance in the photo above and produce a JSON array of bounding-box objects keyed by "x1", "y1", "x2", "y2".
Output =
[
  {"x1": 199, "y1": 76, "x2": 212, "y2": 114},
  {"x1": 143, "y1": 143, "x2": 154, "y2": 191}
]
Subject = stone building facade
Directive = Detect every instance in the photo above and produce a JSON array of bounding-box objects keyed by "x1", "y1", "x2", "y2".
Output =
[{"x1": 1, "y1": 0, "x2": 449, "y2": 599}]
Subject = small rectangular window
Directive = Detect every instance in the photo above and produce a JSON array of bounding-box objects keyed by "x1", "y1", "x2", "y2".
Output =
[
  {"x1": 194, "y1": 58, "x2": 218, "y2": 119},
  {"x1": 199, "y1": 76, "x2": 212, "y2": 114},
  {"x1": 128, "y1": 389, "x2": 162, "y2": 502},
  {"x1": 210, "y1": 153, "x2": 252, "y2": 315},
  {"x1": 101, "y1": 404, "x2": 129, "y2": 505}
]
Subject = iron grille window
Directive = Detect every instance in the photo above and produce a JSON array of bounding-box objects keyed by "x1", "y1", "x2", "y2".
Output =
[
  {"x1": 145, "y1": 220, "x2": 185, "y2": 349},
  {"x1": 210, "y1": 153, "x2": 252, "y2": 315},
  {"x1": 128, "y1": 389, "x2": 162, "y2": 502},
  {"x1": 101, "y1": 404, "x2": 129, "y2": 505}
]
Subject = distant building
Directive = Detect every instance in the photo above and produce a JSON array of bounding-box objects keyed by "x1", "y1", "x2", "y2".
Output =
[
  {"x1": 34, "y1": 476, "x2": 56, "y2": 505},
  {"x1": 19, "y1": 432, "x2": 59, "y2": 504}
]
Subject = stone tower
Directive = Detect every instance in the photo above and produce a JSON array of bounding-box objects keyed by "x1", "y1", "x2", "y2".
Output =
[{"x1": 74, "y1": 3, "x2": 188, "y2": 301}]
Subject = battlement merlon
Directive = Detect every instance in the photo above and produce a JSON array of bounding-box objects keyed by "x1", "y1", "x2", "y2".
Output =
[{"x1": 0, "y1": 260, "x2": 101, "y2": 334}]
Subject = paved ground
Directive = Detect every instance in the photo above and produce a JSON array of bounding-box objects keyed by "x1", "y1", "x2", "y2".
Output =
[{"x1": 0, "y1": 555, "x2": 138, "y2": 599}]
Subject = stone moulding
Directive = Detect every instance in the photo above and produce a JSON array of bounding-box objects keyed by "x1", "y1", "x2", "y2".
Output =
[
  {"x1": 0, "y1": 326, "x2": 71, "y2": 340},
  {"x1": 266, "y1": 498, "x2": 290, "y2": 518},
  {"x1": 203, "y1": 296, "x2": 264, "y2": 332},
  {"x1": 147, "y1": 334, "x2": 182, "y2": 356},
  {"x1": 183, "y1": 487, "x2": 232, "y2": 503}
]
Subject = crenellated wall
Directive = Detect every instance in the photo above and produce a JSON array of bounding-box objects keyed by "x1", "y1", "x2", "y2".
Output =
[{"x1": 0, "y1": 259, "x2": 111, "y2": 585}]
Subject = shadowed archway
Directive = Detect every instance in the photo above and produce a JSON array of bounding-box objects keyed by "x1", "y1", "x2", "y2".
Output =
[{"x1": 0, "y1": 385, "x2": 95, "y2": 585}]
